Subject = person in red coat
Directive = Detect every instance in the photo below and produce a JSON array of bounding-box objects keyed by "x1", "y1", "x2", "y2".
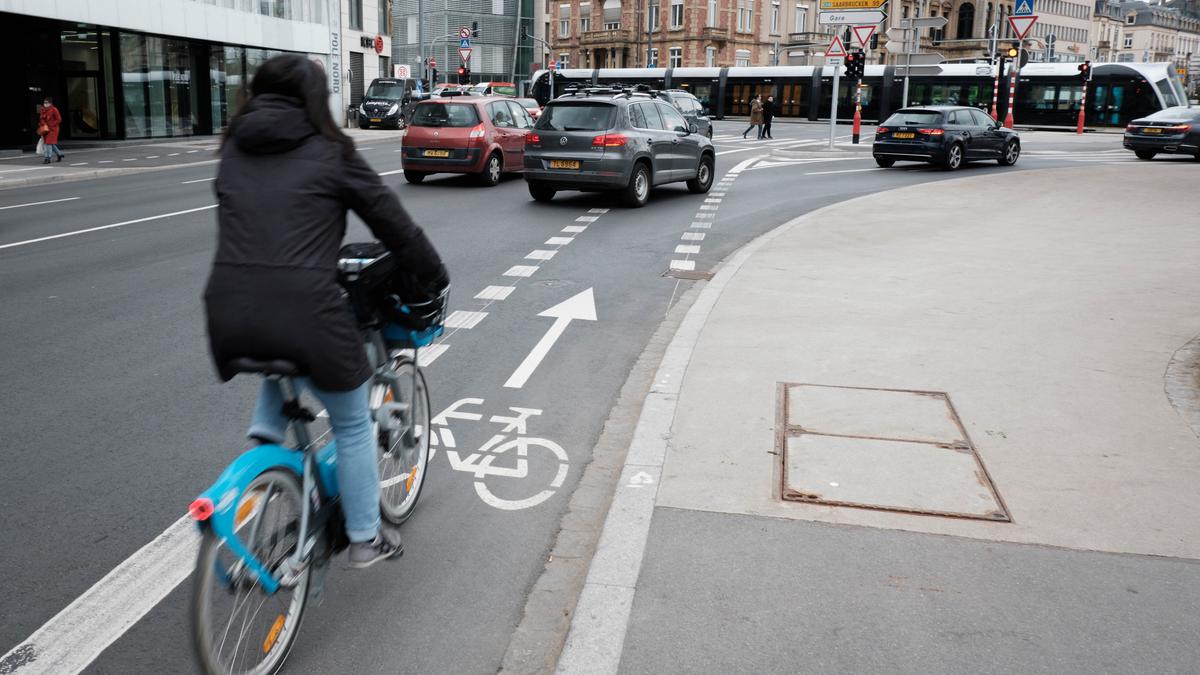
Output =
[{"x1": 38, "y1": 97, "x2": 65, "y2": 164}]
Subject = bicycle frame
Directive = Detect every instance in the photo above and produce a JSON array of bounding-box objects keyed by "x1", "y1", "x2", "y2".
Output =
[{"x1": 191, "y1": 328, "x2": 419, "y2": 595}]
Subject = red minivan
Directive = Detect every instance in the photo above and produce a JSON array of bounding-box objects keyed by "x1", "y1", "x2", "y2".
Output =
[{"x1": 401, "y1": 96, "x2": 534, "y2": 186}]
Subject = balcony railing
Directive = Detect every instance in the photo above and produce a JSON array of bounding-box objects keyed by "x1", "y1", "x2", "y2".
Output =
[
  {"x1": 700, "y1": 26, "x2": 730, "y2": 42},
  {"x1": 580, "y1": 28, "x2": 632, "y2": 45},
  {"x1": 787, "y1": 31, "x2": 833, "y2": 47}
]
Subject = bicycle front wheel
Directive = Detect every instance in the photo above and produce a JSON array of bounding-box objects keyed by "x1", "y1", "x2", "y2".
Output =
[
  {"x1": 192, "y1": 469, "x2": 310, "y2": 675},
  {"x1": 373, "y1": 356, "x2": 431, "y2": 524}
]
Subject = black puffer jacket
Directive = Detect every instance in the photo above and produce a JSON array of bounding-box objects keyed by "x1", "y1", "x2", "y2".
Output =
[{"x1": 204, "y1": 94, "x2": 444, "y2": 391}]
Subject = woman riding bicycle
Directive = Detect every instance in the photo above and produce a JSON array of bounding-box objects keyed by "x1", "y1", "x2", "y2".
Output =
[{"x1": 203, "y1": 54, "x2": 447, "y2": 568}]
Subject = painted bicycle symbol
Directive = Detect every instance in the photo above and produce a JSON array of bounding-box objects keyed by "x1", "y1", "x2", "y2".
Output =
[{"x1": 431, "y1": 398, "x2": 569, "y2": 510}]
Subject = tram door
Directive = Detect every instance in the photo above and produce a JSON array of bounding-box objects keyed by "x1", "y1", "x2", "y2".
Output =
[
  {"x1": 726, "y1": 83, "x2": 776, "y2": 116},
  {"x1": 780, "y1": 83, "x2": 804, "y2": 117}
]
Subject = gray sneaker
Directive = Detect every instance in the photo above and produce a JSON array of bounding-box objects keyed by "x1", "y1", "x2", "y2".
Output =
[{"x1": 348, "y1": 527, "x2": 404, "y2": 569}]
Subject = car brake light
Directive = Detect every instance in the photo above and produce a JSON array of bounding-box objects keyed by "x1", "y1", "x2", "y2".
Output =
[
  {"x1": 189, "y1": 497, "x2": 214, "y2": 521},
  {"x1": 876, "y1": 127, "x2": 889, "y2": 135},
  {"x1": 918, "y1": 128, "x2": 944, "y2": 136},
  {"x1": 591, "y1": 134, "x2": 628, "y2": 147},
  {"x1": 1126, "y1": 124, "x2": 1137, "y2": 132},
  {"x1": 468, "y1": 123, "x2": 485, "y2": 139},
  {"x1": 526, "y1": 132, "x2": 541, "y2": 144},
  {"x1": 1164, "y1": 124, "x2": 1192, "y2": 133}
]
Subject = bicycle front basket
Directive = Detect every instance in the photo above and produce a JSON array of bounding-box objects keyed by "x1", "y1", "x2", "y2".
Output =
[{"x1": 381, "y1": 284, "x2": 449, "y2": 348}]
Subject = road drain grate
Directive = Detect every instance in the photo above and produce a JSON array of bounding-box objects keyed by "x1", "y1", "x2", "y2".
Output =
[
  {"x1": 776, "y1": 383, "x2": 1010, "y2": 521},
  {"x1": 662, "y1": 269, "x2": 714, "y2": 281}
]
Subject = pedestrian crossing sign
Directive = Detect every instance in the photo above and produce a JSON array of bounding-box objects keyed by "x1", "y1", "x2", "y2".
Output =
[{"x1": 1014, "y1": 0, "x2": 1032, "y2": 15}]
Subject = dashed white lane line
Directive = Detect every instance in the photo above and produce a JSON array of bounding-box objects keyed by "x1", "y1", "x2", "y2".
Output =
[
  {"x1": 187, "y1": 150, "x2": 199, "y2": 153},
  {"x1": 69, "y1": 162, "x2": 88, "y2": 166},
  {"x1": 359, "y1": 147, "x2": 375, "y2": 151},
  {"x1": 804, "y1": 167, "x2": 881, "y2": 176},
  {"x1": 98, "y1": 160, "x2": 113, "y2": 164},
  {"x1": 690, "y1": 222, "x2": 712, "y2": 229},
  {"x1": 703, "y1": 198, "x2": 721, "y2": 204},
  {"x1": 669, "y1": 259, "x2": 696, "y2": 271},
  {"x1": 546, "y1": 236, "x2": 574, "y2": 246},
  {"x1": 694, "y1": 212, "x2": 715, "y2": 219},
  {"x1": 526, "y1": 249, "x2": 557, "y2": 261},
  {"x1": 681, "y1": 232, "x2": 706, "y2": 241},
  {"x1": 0, "y1": 205, "x2": 216, "y2": 251},
  {"x1": 122, "y1": 158, "x2": 136, "y2": 162},
  {"x1": 417, "y1": 343, "x2": 450, "y2": 367},
  {"x1": 476, "y1": 285, "x2": 515, "y2": 301},
  {"x1": 562, "y1": 225, "x2": 587, "y2": 233},
  {"x1": 181, "y1": 177, "x2": 216, "y2": 184},
  {"x1": 167, "y1": 153, "x2": 180, "y2": 157},
  {"x1": 444, "y1": 310, "x2": 489, "y2": 329},
  {"x1": 504, "y1": 265, "x2": 539, "y2": 277},
  {"x1": 0, "y1": 197, "x2": 80, "y2": 211},
  {"x1": 377, "y1": 168, "x2": 405, "y2": 176},
  {"x1": 588, "y1": 208, "x2": 610, "y2": 214},
  {"x1": 675, "y1": 245, "x2": 701, "y2": 255},
  {"x1": 145, "y1": 156, "x2": 159, "y2": 159},
  {"x1": 576, "y1": 215, "x2": 599, "y2": 222}
]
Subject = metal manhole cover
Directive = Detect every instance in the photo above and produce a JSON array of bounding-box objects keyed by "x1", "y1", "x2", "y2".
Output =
[
  {"x1": 662, "y1": 269, "x2": 714, "y2": 281},
  {"x1": 777, "y1": 383, "x2": 1010, "y2": 521}
]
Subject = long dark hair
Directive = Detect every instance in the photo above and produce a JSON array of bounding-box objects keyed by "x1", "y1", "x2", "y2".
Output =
[{"x1": 224, "y1": 54, "x2": 354, "y2": 157}]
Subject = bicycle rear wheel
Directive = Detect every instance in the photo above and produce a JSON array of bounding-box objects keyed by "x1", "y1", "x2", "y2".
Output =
[
  {"x1": 192, "y1": 469, "x2": 310, "y2": 675},
  {"x1": 372, "y1": 356, "x2": 431, "y2": 524}
]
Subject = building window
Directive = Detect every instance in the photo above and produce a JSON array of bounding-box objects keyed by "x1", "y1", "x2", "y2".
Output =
[
  {"x1": 649, "y1": 47, "x2": 659, "y2": 66},
  {"x1": 956, "y1": 2, "x2": 974, "y2": 39},
  {"x1": 771, "y1": 1, "x2": 780, "y2": 33},
  {"x1": 648, "y1": 0, "x2": 660, "y2": 31},
  {"x1": 1126, "y1": 14, "x2": 1134, "y2": 24},
  {"x1": 669, "y1": 46, "x2": 682, "y2": 66},
  {"x1": 737, "y1": 0, "x2": 753, "y2": 32},
  {"x1": 580, "y1": 2, "x2": 592, "y2": 31},
  {"x1": 560, "y1": 3, "x2": 571, "y2": 38},
  {"x1": 1124, "y1": 35, "x2": 1132, "y2": 48},
  {"x1": 378, "y1": 0, "x2": 390, "y2": 31},
  {"x1": 795, "y1": 4, "x2": 807, "y2": 32},
  {"x1": 604, "y1": 0, "x2": 621, "y2": 28},
  {"x1": 735, "y1": 48, "x2": 751, "y2": 65},
  {"x1": 379, "y1": 55, "x2": 389, "y2": 78},
  {"x1": 559, "y1": 52, "x2": 570, "y2": 67},
  {"x1": 349, "y1": 0, "x2": 363, "y2": 30},
  {"x1": 706, "y1": 45, "x2": 717, "y2": 66},
  {"x1": 708, "y1": 0, "x2": 718, "y2": 26},
  {"x1": 671, "y1": 0, "x2": 684, "y2": 28}
]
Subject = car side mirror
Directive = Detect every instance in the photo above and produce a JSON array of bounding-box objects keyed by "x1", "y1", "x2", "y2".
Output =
[{"x1": 688, "y1": 123, "x2": 698, "y2": 134}]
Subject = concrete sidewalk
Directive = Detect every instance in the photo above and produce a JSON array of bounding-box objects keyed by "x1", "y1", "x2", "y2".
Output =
[{"x1": 560, "y1": 163, "x2": 1200, "y2": 673}]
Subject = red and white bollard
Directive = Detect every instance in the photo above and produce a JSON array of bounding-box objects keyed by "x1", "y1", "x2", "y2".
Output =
[
  {"x1": 1003, "y1": 67, "x2": 1018, "y2": 129},
  {"x1": 990, "y1": 65, "x2": 1002, "y2": 120},
  {"x1": 1076, "y1": 82, "x2": 1087, "y2": 135},
  {"x1": 852, "y1": 82, "x2": 863, "y2": 144}
]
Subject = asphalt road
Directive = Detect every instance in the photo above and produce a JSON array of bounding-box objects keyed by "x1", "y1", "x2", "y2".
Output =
[{"x1": 0, "y1": 122, "x2": 1149, "y2": 673}]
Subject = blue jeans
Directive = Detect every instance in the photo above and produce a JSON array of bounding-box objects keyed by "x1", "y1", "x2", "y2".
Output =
[
  {"x1": 247, "y1": 378, "x2": 380, "y2": 543},
  {"x1": 43, "y1": 143, "x2": 63, "y2": 160}
]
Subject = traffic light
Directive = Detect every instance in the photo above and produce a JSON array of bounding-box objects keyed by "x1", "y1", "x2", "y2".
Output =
[
  {"x1": 1006, "y1": 45, "x2": 1019, "y2": 59},
  {"x1": 869, "y1": 33, "x2": 879, "y2": 50},
  {"x1": 458, "y1": 66, "x2": 470, "y2": 83},
  {"x1": 844, "y1": 50, "x2": 865, "y2": 79},
  {"x1": 1077, "y1": 60, "x2": 1091, "y2": 81},
  {"x1": 471, "y1": 21, "x2": 480, "y2": 38}
]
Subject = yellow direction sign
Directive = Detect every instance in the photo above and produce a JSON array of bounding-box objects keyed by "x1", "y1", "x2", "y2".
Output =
[{"x1": 820, "y1": 0, "x2": 886, "y2": 9}]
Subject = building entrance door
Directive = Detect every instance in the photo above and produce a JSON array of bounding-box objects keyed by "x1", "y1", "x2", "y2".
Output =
[{"x1": 64, "y1": 75, "x2": 102, "y2": 138}]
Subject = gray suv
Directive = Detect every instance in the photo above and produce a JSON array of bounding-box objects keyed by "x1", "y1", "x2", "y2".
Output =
[{"x1": 523, "y1": 89, "x2": 716, "y2": 207}]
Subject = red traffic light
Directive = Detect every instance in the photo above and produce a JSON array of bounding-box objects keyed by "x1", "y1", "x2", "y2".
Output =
[{"x1": 458, "y1": 66, "x2": 466, "y2": 75}]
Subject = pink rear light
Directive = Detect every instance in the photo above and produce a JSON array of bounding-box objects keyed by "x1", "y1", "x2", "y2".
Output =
[
  {"x1": 189, "y1": 497, "x2": 214, "y2": 521},
  {"x1": 876, "y1": 126, "x2": 889, "y2": 135},
  {"x1": 468, "y1": 123, "x2": 485, "y2": 139},
  {"x1": 918, "y1": 128, "x2": 944, "y2": 136},
  {"x1": 1164, "y1": 124, "x2": 1192, "y2": 133},
  {"x1": 526, "y1": 132, "x2": 541, "y2": 144},
  {"x1": 591, "y1": 134, "x2": 628, "y2": 147}
]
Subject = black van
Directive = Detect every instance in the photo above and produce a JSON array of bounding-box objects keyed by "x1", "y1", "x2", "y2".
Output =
[{"x1": 358, "y1": 78, "x2": 427, "y2": 129}]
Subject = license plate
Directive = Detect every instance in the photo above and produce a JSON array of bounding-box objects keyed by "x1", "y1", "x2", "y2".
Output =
[
  {"x1": 550, "y1": 159, "x2": 581, "y2": 169},
  {"x1": 893, "y1": 132, "x2": 915, "y2": 139},
  {"x1": 1143, "y1": 127, "x2": 1161, "y2": 134},
  {"x1": 369, "y1": 118, "x2": 382, "y2": 123},
  {"x1": 423, "y1": 149, "x2": 450, "y2": 158}
]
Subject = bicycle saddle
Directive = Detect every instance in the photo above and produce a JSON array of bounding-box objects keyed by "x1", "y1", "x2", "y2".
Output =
[{"x1": 228, "y1": 357, "x2": 302, "y2": 377}]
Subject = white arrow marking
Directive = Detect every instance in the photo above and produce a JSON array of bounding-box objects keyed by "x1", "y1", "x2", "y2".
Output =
[{"x1": 504, "y1": 288, "x2": 597, "y2": 389}]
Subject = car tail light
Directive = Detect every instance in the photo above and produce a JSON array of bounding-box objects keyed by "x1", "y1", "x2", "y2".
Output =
[
  {"x1": 189, "y1": 497, "x2": 214, "y2": 521},
  {"x1": 917, "y1": 128, "x2": 944, "y2": 136},
  {"x1": 876, "y1": 127, "x2": 889, "y2": 135},
  {"x1": 591, "y1": 134, "x2": 628, "y2": 147},
  {"x1": 468, "y1": 123, "x2": 486, "y2": 139},
  {"x1": 526, "y1": 132, "x2": 541, "y2": 144},
  {"x1": 1164, "y1": 124, "x2": 1192, "y2": 133},
  {"x1": 1126, "y1": 124, "x2": 1137, "y2": 132}
]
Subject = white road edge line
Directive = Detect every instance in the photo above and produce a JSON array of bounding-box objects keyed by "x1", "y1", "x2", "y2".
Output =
[
  {"x1": 0, "y1": 205, "x2": 217, "y2": 251},
  {"x1": 0, "y1": 197, "x2": 80, "y2": 211},
  {"x1": 805, "y1": 167, "x2": 881, "y2": 176},
  {"x1": 0, "y1": 516, "x2": 198, "y2": 674},
  {"x1": 555, "y1": 189, "x2": 830, "y2": 675}
]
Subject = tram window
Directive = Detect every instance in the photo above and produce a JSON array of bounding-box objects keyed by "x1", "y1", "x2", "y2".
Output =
[{"x1": 1155, "y1": 79, "x2": 1179, "y2": 107}]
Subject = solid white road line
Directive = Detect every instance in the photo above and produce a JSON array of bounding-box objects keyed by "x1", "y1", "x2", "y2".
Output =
[
  {"x1": 0, "y1": 166, "x2": 50, "y2": 174},
  {"x1": 0, "y1": 197, "x2": 80, "y2": 211},
  {"x1": 181, "y1": 177, "x2": 215, "y2": 184},
  {"x1": 443, "y1": 310, "x2": 489, "y2": 329},
  {"x1": 476, "y1": 285, "x2": 515, "y2": 301},
  {"x1": 526, "y1": 249, "x2": 557, "y2": 261},
  {"x1": 0, "y1": 205, "x2": 217, "y2": 251},
  {"x1": 715, "y1": 147, "x2": 760, "y2": 156},
  {"x1": 804, "y1": 167, "x2": 882, "y2": 176},
  {"x1": 0, "y1": 516, "x2": 199, "y2": 675},
  {"x1": 504, "y1": 265, "x2": 539, "y2": 277}
]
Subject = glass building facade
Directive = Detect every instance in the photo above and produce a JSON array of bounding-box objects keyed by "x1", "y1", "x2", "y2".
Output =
[{"x1": 0, "y1": 4, "x2": 325, "y2": 149}]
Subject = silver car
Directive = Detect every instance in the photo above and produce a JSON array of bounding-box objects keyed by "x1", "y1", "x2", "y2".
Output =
[{"x1": 523, "y1": 90, "x2": 716, "y2": 208}]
